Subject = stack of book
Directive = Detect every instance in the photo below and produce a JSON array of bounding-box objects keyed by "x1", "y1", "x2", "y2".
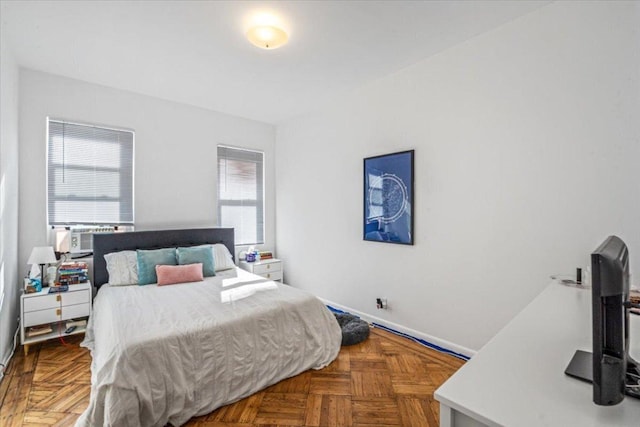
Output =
[
  {"x1": 630, "y1": 289, "x2": 640, "y2": 305},
  {"x1": 27, "y1": 324, "x2": 52, "y2": 337},
  {"x1": 58, "y1": 261, "x2": 89, "y2": 285},
  {"x1": 631, "y1": 290, "x2": 640, "y2": 316},
  {"x1": 258, "y1": 251, "x2": 273, "y2": 260}
]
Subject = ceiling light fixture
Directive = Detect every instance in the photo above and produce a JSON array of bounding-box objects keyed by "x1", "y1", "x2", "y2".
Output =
[{"x1": 246, "y1": 24, "x2": 288, "y2": 49}]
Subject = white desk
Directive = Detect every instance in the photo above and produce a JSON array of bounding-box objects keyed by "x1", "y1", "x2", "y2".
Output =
[{"x1": 435, "y1": 283, "x2": 640, "y2": 427}]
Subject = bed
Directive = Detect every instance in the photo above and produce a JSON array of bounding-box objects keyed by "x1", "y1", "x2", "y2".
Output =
[{"x1": 76, "y1": 228, "x2": 342, "y2": 427}]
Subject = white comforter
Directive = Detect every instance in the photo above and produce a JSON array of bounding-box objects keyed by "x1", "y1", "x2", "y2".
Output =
[{"x1": 76, "y1": 268, "x2": 341, "y2": 427}]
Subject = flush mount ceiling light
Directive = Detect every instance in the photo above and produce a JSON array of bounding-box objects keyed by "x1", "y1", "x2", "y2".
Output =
[
  {"x1": 246, "y1": 25, "x2": 288, "y2": 49},
  {"x1": 245, "y1": 12, "x2": 289, "y2": 50}
]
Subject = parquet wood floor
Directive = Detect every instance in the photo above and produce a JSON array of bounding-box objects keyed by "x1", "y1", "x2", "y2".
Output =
[{"x1": 0, "y1": 327, "x2": 465, "y2": 426}]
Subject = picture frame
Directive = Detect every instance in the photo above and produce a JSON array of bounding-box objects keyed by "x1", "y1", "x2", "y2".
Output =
[{"x1": 363, "y1": 150, "x2": 414, "y2": 245}]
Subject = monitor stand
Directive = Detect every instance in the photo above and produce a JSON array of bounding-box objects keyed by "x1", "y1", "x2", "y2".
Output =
[
  {"x1": 565, "y1": 350, "x2": 640, "y2": 400},
  {"x1": 565, "y1": 350, "x2": 594, "y2": 382}
]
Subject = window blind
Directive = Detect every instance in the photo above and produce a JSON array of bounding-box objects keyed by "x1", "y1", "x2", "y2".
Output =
[
  {"x1": 217, "y1": 146, "x2": 264, "y2": 245},
  {"x1": 47, "y1": 119, "x2": 134, "y2": 226}
]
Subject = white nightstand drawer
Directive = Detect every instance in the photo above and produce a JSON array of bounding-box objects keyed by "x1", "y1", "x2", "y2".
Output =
[
  {"x1": 259, "y1": 270, "x2": 283, "y2": 281},
  {"x1": 252, "y1": 262, "x2": 282, "y2": 275},
  {"x1": 63, "y1": 289, "x2": 90, "y2": 306},
  {"x1": 61, "y1": 303, "x2": 91, "y2": 321},
  {"x1": 24, "y1": 308, "x2": 60, "y2": 327},
  {"x1": 24, "y1": 293, "x2": 60, "y2": 312},
  {"x1": 23, "y1": 289, "x2": 90, "y2": 312}
]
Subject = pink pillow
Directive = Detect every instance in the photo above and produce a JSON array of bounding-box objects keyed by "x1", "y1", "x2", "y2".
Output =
[{"x1": 155, "y1": 263, "x2": 203, "y2": 286}]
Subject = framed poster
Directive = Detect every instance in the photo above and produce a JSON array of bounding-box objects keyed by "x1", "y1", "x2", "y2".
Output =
[{"x1": 363, "y1": 150, "x2": 414, "y2": 245}]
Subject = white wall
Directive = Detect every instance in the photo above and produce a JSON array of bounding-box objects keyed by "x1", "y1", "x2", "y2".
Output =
[
  {"x1": 275, "y1": 1, "x2": 640, "y2": 353},
  {"x1": 0, "y1": 26, "x2": 20, "y2": 369},
  {"x1": 19, "y1": 70, "x2": 275, "y2": 272}
]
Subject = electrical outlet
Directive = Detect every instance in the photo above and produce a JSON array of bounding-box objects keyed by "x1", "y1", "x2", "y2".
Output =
[{"x1": 376, "y1": 298, "x2": 388, "y2": 309}]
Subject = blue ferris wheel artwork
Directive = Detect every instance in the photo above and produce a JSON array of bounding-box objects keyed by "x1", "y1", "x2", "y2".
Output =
[{"x1": 363, "y1": 150, "x2": 414, "y2": 245}]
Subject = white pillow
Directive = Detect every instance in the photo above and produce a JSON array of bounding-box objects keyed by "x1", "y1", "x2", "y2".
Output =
[
  {"x1": 104, "y1": 250, "x2": 138, "y2": 286},
  {"x1": 213, "y1": 244, "x2": 235, "y2": 271}
]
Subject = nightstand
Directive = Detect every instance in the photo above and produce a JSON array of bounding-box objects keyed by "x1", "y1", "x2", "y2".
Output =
[
  {"x1": 239, "y1": 258, "x2": 283, "y2": 282},
  {"x1": 20, "y1": 281, "x2": 92, "y2": 355}
]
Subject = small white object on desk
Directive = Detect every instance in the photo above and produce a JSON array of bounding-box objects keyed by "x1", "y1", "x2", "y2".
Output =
[
  {"x1": 47, "y1": 266, "x2": 58, "y2": 285},
  {"x1": 20, "y1": 281, "x2": 93, "y2": 355},
  {"x1": 238, "y1": 258, "x2": 283, "y2": 282}
]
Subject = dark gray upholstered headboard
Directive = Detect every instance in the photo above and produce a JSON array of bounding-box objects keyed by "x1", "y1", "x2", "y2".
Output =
[{"x1": 93, "y1": 228, "x2": 235, "y2": 289}]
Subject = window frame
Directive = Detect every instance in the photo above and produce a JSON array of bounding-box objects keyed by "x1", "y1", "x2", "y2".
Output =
[
  {"x1": 46, "y1": 118, "x2": 135, "y2": 227},
  {"x1": 217, "y1": 145, "x2": 265, "y2": 246}
]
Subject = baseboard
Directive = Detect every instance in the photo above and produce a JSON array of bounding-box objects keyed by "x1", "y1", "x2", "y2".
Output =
[{"x1": 320, "y1": 298, "x2": 476, "y2": 360}]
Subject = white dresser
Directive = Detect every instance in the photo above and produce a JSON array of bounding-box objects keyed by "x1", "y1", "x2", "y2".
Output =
[
  {"x1": 238, "y1": 259, "x2": 283, "y2": 282},
  {"x1": 20, "y1": 281, "x2": 92, "y2": 354}
]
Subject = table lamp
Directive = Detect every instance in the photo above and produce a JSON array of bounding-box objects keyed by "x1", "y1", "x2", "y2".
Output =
[{"x1": 27, "y1": 246, "x2": 57, "y2": 288}]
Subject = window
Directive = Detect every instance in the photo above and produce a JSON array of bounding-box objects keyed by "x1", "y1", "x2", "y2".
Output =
[
  {"x1": 47, "y1": 119, "x2": 134, "y2": 226},
  {"x1": 217, "y1": 146, "x2": 264, "y2": 245}
]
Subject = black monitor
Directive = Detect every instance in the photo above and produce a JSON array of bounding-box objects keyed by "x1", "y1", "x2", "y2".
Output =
[{"x1": 565, "y1": 235, "x2": 640, "y2": 405}]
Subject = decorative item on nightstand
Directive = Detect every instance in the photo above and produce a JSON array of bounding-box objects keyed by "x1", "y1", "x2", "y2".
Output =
[{"x1": 27, "y1": 246, "x2": 57, "y2": 288}]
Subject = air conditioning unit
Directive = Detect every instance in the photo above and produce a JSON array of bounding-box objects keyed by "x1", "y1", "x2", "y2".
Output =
[{"x1": 69, "y1": 226, "x2": 116, "y2": 253}]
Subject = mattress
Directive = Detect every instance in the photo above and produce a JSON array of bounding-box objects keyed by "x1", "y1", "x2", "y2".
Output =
[{"x1": 75, "y1": 268, "x2": 342, "y2": 426}]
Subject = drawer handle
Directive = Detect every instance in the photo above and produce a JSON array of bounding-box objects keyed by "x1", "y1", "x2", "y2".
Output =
[
  {"x1": 267, "y1": 273, "x2": 271, "y2": 278},
  {"x1": 56, "y1": 308, "x2": 61, "y2": 316},
  {"x1": 267, "y1": 264, "x2": 270, "y2": 269},
  {"x1": 56, "y1": 295, "x2": 61, "y2": 302}
]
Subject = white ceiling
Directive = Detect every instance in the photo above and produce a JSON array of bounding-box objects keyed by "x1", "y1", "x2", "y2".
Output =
[{"x1": 1, "y1": 1, "x2": 549, "y2": 124}]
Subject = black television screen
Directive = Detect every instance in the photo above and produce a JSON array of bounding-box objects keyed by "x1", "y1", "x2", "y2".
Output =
[{"x1": 565, "y1": 235, "x2": 640, "y2": 405}]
